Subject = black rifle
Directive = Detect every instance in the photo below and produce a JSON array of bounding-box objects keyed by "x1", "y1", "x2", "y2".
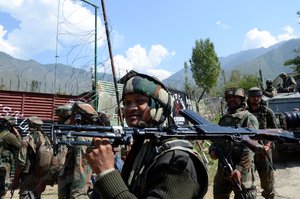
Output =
[
  {"x1": 215, "y1": 147, "x2": 246, "y2": 199},
  {"x1": 49, "y1": 109, "x2": 300, "y2": 152}
]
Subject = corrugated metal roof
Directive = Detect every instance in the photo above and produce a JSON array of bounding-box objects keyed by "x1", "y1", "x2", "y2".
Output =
[
  {"x1": 97, "y1": 80, "x2": 123, "y2": 126},
  {"x1": 0, "y1": 90, "x2": 77, "y2": 121}
]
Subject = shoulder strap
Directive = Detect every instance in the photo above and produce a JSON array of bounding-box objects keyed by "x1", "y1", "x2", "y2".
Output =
[{"x1": 0, "y1": 130, "x2": 9, "y2": 140}]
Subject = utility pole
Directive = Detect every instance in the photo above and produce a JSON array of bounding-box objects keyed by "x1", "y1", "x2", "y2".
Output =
[
  {"x1": 100, "y1": 0, "x2": 124, "y2": 126},
  {"x1": 80, "y1": 0, "x2": 99, "y2": 110}
]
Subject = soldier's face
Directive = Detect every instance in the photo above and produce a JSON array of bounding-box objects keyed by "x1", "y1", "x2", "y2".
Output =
[
  {"x1": 226, "y1": 95, "x2": 242, "y2": 110},
  {"x1": 248, "y1": 95, "x2": 261, "y2": 106},
  {"x1": 123, "y1": 93, "x2": 152, "y2": 127}
]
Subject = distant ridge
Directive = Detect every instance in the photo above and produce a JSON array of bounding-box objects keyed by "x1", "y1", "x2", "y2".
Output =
[
  {"x1": 163, "y1": 38, "x2": 300, "y2": 90},
  {"x1": 0, "y1": 38, "x2": 299, "y2": 93},
  {"x1": 0, "y1": 51, "x2": 114, "y2": 95}
]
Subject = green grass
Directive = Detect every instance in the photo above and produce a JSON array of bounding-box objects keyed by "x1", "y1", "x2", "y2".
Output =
[{"x1": 193, "y1": 140, "x2": 218, "y2": 185}]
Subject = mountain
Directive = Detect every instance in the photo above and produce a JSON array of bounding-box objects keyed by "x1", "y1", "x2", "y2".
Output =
[
  {"x1": 163, "y1": 38, "x2": 300, "y2": 90},
  {"x1": 0, "y1": 52, "x2": 114, "y2": 95},
  {"x1": 0, "y1": 38, "x2": 300, "y2": 94}
]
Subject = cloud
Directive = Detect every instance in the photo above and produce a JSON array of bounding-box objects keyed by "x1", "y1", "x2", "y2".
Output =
[
  {"x1": 98, "y1": 44, "x2": 174, "y2": 80},
  {"x1": 216, "y1": 20, "x2": 229, "y2": 29},
  {"x1": 243, "y1": 26, "x2": 298, "y2": 50},
  {"x1": 0, "y1": 0, "x2": 172, "y2": 78},
  {"x1": 0, "y1": 25, "x2": 18, "y2": 55},
  {"x1": 0, "y1": 0, "x2": 105, "y2": 64}
]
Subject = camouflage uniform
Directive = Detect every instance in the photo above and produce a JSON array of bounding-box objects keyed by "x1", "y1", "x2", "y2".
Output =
[
  {"x1": 263, "y1": 80, "x2": 277, "y2": 98},
  {"x1": 0, "y1": 117, "x2": 21, "y2": 198},
  {"x1": 13, "y1": 116, "x2": 52, "y2": 199},
  {"x1": 210, "y1": 88, "x2": 259, "y2": 199},
  {"x1": 58, "y1": 102, "x2": 96, "y2": 199},
  {"x1": 278, "y1": 72, "x2": 297, "y2": 93},
  {"x1": 92, "y1": 71, "x2": 208, "y2": 199},
  {"x1": 42, "y1": 104, "x2": 72, "y2": 186},
  {"x1": 247, "y1": 87, "x2": 277, "y2": 199}
]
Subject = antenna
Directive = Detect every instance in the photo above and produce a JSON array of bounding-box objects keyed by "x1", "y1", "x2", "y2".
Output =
[
  {"x1": 54, "y1": 0, "x2": 61, "y2": 93},
  {"x1": 100, "y1": 0, "x2": 124, "y2": 126}
]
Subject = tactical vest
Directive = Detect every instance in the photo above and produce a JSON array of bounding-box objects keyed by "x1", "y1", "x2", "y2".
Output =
[
  {"x1": 248, "y1": 103, "x2": 269, "y2": 129},
  {"x1": 219, "y1": 110, "x2": 249, "y2": 127},
  {"x1": 218, "y1": 110, "x2": 252, "y2": 167}
]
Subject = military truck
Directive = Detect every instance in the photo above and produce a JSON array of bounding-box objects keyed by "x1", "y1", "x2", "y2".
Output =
[{"x1": 263, "y1": 73, "x2": 300, "y2": 162}]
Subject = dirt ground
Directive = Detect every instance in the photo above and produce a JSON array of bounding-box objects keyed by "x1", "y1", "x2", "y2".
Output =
[
  {"x1": 204, "y1": 158, "x2": 300, "y2": 199},
  {"x1": 6, "y1": 159, "x2": 300, "y2": 199}
]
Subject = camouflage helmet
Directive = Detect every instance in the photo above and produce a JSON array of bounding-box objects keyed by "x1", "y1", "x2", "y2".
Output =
[
  {"x1": 224, "y1": 87, "x2": 245, "y2": 100},
  {"x1": 71, "y1": 101, "x2": 98, "y2": 124},
  {"x1": 247, "y1": 87, "x2": 263, "y2": 97},
  {"x1": 1, "y1": 116, "x2": 16, "y2": 125},
  {"x1": 266, "y1": 79, "x2": 273, "y2": 85},
  {"x1": 55, "y1": 104, "x2": 72, "y2": 117},
  {"x1": 122, "y1": 71, "x2": 173, "y2": 126},
  {"x1": 27, "y1": 116, "x2": 43, "y2": 129},
  {"x1": 280, "y1": 72, "x2": 287, "y2": 78}
]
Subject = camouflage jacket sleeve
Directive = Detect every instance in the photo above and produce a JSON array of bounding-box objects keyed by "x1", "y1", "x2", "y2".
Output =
[
  {"x1": 264, "y1": 87, "x2": 277, "y2": 98},
  {"x1": 285, "y1": 77, "x2": 297, "y2": 92},
  {"x1": 69, "y1": 136, "x2": 92, "y2": 198},
  {"x1": 16, "y1": 134, "x2": 34, "y2": 168},
  {"x1": 235, "y1": 112, "x2": 257, "y2": 172},
  {"x1": 2, "y1": 131, "x2": 21, "y2": 152},
  {"x1": 242, "y1": 112, "x2": 259, "y2": 129}
]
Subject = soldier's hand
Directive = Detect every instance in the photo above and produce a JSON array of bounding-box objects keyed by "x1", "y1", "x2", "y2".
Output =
[
  {"x1": 264, "y1": 144, "x2": 270, "y2": 152},
  {"x1": 230, "y1": 169, "x2": 242, "y2": 185},
  {"x1": 86, "y1": 138, "x2": 115, "y2": 175},
  {"x1": 209, "y1": 149, "x2": 218, "y2": 160}
]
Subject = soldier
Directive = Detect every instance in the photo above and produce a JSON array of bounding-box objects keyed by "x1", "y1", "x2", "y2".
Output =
[
  {"x1": 12, "y1": 116, "x2": 53, "y2": 199},
  {"x1": 86, "y1": 71, "x2": 208, "y2": 199},
  {"x1": 0, "y1": 116, "x2": 21, "y2": 199},
  {"x1": 277, "y1": 72, "x2": 297, "y2": 93},
  {"x1": 263, "y1": 79, "x2": 277, "y2": 98},
  {"x1": 247, "y1": 87, "x2": 277, "y2": 199},
  {"x1": 55, "y1": 104, "x2": 73, "y2": 124},
  {"x1": 57, "y1": 101, "x2": 98, "y2": 199},
  {"x1": 35, "y1": 104, "x2": 73, "y2": 195},
  {"x1": 209, "y1": 87, "x2": 259, "y2": 199}
]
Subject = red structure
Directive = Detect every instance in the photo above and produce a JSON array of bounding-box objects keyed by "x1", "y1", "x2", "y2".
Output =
[{"x1": 0, "y1": 90, "x2": 78, "y2": 121}]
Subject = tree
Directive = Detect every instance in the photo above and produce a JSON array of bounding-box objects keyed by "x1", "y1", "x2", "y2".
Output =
[
  {"x1": 284, "y1": 11, "x2": 300, "y2": 72},
  {"x1": 224, "y1": 70, "x2": 259, "y2": 91},
  {"x1": 190, "y1": 38, "x2": 221, "y2": 102},
  {"x1": 284, "y1": 49, "x2": 300, "y2": 72},
  {"x1": 30, "y1": 80, "x2": 39, "y2": 92}
]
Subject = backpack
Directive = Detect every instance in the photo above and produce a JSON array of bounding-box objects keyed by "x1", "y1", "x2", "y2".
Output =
[{"x1": 34, "y1": 131, "x2": 54, "y2": 177}]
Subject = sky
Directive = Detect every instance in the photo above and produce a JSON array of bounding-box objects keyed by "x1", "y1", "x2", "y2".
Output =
[{"x1": 0, "y1": 0, "x2": 299, "y2": 80}]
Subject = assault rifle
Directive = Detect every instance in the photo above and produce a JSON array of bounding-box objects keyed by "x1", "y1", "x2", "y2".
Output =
[
  {"x1": 50, "y1": 109, "x2": 300, "y2": 152},
  {"x1": 215, "y1": 146, "x2": 246, "y2": 199}
]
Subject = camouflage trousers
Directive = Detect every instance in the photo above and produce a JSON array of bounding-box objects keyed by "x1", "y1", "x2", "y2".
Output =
[
  {"x1": 0, "y1": 164, "x2": 11, "y2": 198},
  {"x1": 213, "y1": 168, "x2": 257, "y2": 199},
  {"x1": 254, "y1": 149, "x2": 275, "y2": 199},
  {"x1": 58, "y1": 174, "x2": 91, "y2": 199},
  {"x1": 19, "y1": 173, "x2": 41, "y2": 199}
]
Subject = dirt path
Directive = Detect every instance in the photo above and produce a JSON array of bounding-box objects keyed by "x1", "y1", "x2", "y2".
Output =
[
  {"x1": 6, "y1": 160, "x2": 300, "y2": 199},
  {"x1": 205, "y1": 159, "x2": 300, "y2": 199}
]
